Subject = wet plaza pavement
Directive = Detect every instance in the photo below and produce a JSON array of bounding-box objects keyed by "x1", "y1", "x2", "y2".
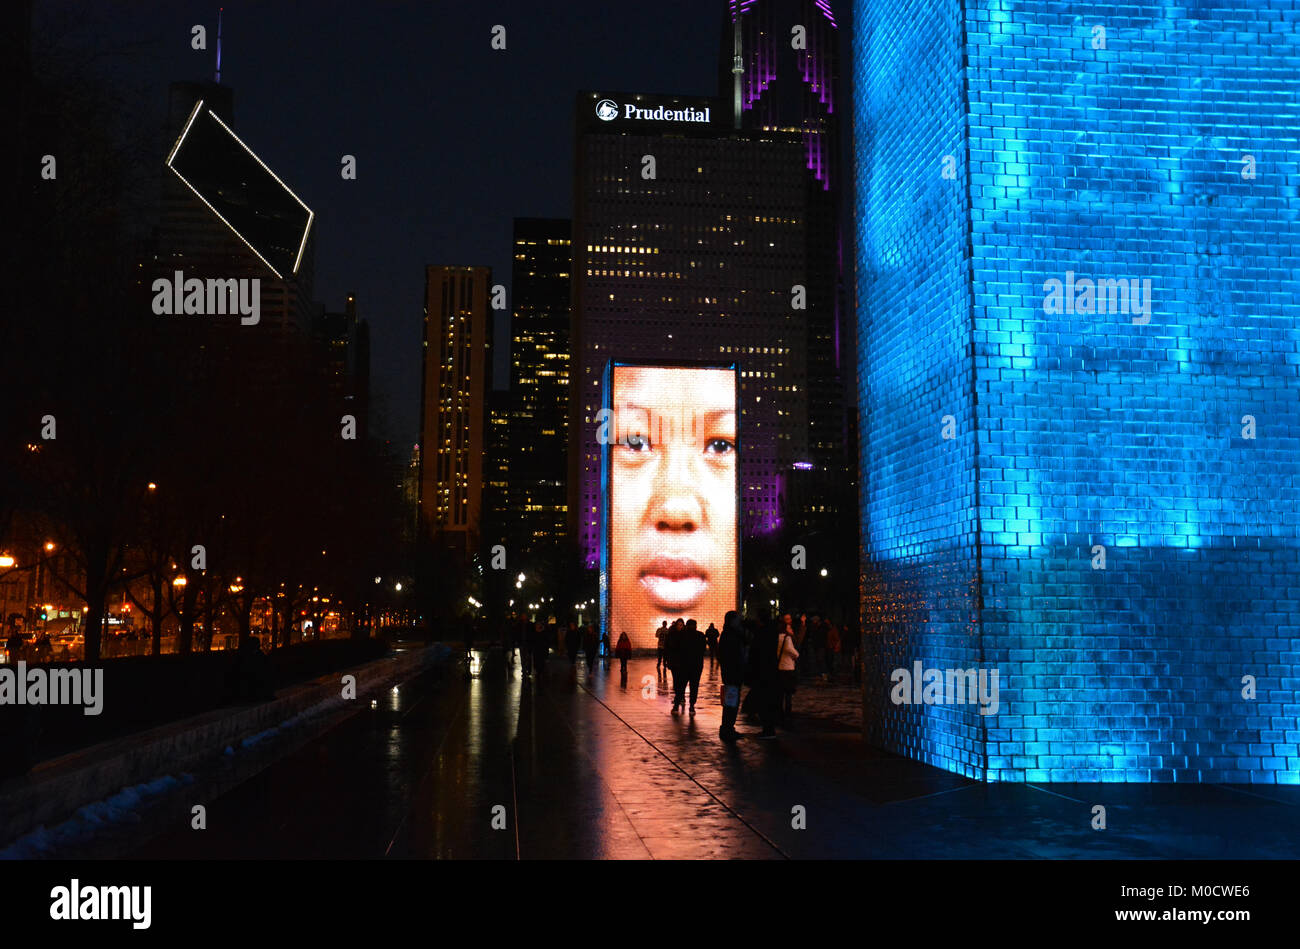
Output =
[{"x1": 128, "y1": 650, "x2": 1300, "y2": 859}]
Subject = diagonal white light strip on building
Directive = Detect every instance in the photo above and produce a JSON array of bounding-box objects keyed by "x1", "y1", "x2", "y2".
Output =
[
  {"x1": 167, "y1": 160, "x2": 285, "y2": 279},
  {"x1": 163, "y1": 101, "x2": 315, "y2": 278},
  {"x1": 208, "y1": 111, "x2": 317, "y2": 275},
  {"x1": 165, "y1": 100, "x2": 204, "y2": 168}
]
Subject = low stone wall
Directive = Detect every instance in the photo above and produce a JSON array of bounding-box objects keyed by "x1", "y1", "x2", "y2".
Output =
[{"x1": 0, "y1": 646, "x2": 442, "y2": 848}]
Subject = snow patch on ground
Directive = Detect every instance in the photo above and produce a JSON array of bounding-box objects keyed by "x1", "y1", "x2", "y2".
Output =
[{"x1": 0, "y1": 775, "x2": 181, "y2": 859}]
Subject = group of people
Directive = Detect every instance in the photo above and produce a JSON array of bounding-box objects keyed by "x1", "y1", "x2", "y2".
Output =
[
  {"x1": 497, "y1": 616, "x2": 637, "y2": 684},
  {"x1": 653, "y1": 618, "x2": 712, "y2": 715},
  {"x1": 666, "y1": 610, "x2": 859, "y2": 742},
  {"x1": 489, "y1": 610, "x2": 861, "y2": 744}
]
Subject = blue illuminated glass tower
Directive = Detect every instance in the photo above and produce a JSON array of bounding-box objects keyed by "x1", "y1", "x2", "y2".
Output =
[{"x1": 854, "y1": 0, "x2": 1300, "y2": 782}]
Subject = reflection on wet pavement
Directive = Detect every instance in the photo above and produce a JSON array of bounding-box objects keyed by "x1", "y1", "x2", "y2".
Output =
[{"x1": 130, "y1": 651, "x2": 1300, "y2": 860}]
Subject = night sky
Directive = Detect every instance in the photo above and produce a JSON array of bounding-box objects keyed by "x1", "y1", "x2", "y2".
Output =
[{"x1": 37, "y1": 0, "x2": 730, "y2": 445}]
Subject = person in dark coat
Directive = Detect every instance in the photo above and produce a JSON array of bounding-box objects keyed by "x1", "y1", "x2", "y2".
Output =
[
  {"x1": 531, "y1": 620, "x2": 549, "y2": 682},
  {"x1": 745, "y1": 615, "x2": 781, "y2": 737},
  {"x1": 615, "y1": 631, "x2": 632, "y2": 678},
  {"x1": 718, "y1": 610, "x2": 745, "y2": 742},
  {"x1": 565, "y1": 621, "x2": 581, "y2": 663},
  {"x1": 704, "y1": 622, "x2": 719, "y2": 662},
  {"x1": 583, "y1": 624, "x2": 599, "y2": 674},
  {"x1": 677, "y1": 619, "x2": 706, "y2": 715},
  {"x1": 666, "y1": 619, "x2": 686, "y2": 712}
]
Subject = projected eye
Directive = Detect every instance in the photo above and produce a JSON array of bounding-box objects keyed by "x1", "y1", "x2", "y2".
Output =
[
  {"x1": 624, "y1": 432, "x2": 651, "y2": 451},
  {"x1": 705, "y1": 438, "x2": 735, "y2": 455}
]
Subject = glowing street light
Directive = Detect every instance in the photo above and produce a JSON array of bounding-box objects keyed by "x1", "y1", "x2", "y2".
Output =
[
  {"x1": 172, "y1": 575, "x2": 188, "y2": 587},
  {"x1": 820, "y1": 568, "x2": 828, "y2": 577},
  {"x1": 0, "y1": 555, "x2": 15, "y2": 568},
  {"x1": 395, "y1": 582, "x2": 403, "y2": 592},
  {"x1": 44, "y1": 542, "x2": 55, "y2": 552}
]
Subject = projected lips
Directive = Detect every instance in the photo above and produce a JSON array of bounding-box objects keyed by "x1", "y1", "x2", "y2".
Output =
[
  {"x1": 606, "y1": 364, "x2": 739, "y2": 650},
  {"x1": 640, "y1": 556, "x2": 709, "y2": 610}
]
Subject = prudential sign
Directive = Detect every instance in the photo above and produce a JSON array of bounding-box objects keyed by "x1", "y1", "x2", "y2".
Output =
[{"x1": 595, "y1": 98, "x2": 712, "y2": 125}]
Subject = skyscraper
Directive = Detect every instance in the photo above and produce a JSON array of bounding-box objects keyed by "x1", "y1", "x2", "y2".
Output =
[
  {"x1": 153, "y1": 83, "x2": 316, "y2": 342},
  {"x1": 507, "y1": 218, "x2": 572, "y2": 560},
  {"x1": 312, "y1": 293, "x2": 371, "y2": 440},
  {"x1": 569, "y1": 90, "x2": 813, "y2": 571},
  {"x1": 855, "y1": 0, "x2": 1300, "y2": 782},
  {"x1": 724, "y1": 0, "x2": 850, "y2": 548},
  {"x1": 419, "y1": 266, "x2": 493, "y2": 558}
]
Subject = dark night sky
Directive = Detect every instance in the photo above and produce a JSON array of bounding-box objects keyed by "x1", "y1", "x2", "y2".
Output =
[{"x1": 37, "y1": 0, "x2": 731, "y2": 446}]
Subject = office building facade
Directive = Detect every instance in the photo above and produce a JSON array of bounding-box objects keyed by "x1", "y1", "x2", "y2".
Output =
[
  {"x1": 419, "y1": 266, "x2": 493, "y2": 556},
  {"x1": 507, "y1": 219, "x2": 573, "y2": 560},
  {"x1": 570, "y1": 91, "x2": 815, "y2": 569}
]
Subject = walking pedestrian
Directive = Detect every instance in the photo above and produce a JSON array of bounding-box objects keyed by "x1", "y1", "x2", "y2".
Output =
[
  {"x1": 793, "y1": 613, "x2": 809, "y2": 676},
  {"x1": 809, "y1": 615, "x2": 827, "y2": 678},
  {"x1": 678, "y1": 620, "x2": 706, "y2": 715},
  {"x1": 615, "y1": 631, "x2": 632, "y2": 679},
  {"x1": 718, "y1": 611, "x2": 744, "y2": 742},
  {"x1": 655, "y1": 620, "x2": 669, "y2": 671},
  {"x1": 667, "y1": 619, "x2": 687, "y2": 713},
  {"x1": 600, "y1": 629, "x2": 611, "y2": 669},
  {"x1": 583, "y1": 623, "x2": 599, "y2": 674},
  {"x1": 778, "y1": 614, "x2": 799, "y2": 721},
  {"x1": 705, "y1": 622, "x2": 719, "y2": 662},
  {"x1": 824, "y1": 621, "x2": 840, "y2": 679},
  {"x1": 531, "y1": 620, "x2": 549, "y2": 682},
  {"x1": 746, "y1": 616, "x2": 781, "y2": 738},
  {"x1": 566, "y1": 621, "x2": 581, "y2": 663}
]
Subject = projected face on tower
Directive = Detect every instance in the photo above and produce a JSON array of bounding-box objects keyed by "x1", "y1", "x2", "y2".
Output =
[{"x1": 607, "y1": 365, "x2": 738, "y2": 649}]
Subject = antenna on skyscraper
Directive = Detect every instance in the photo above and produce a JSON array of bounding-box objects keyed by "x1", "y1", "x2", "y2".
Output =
[
  {"x1": 215, "y1": 7, "x2": 224, "y2": 83},
  {"x1": 732, "y1": 16, "x2": 744, "y2": 130}
]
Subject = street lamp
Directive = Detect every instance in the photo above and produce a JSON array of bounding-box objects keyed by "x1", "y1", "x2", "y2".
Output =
[
  {"x1": 172, "y1": 576, "x2": 187, "y2": 588},
  {"x1": 0, "y1": 555, "x2": 15, "y2": 568},
  {"x1": 820, "y1": 568, "x2": 828, "y2": 577}
]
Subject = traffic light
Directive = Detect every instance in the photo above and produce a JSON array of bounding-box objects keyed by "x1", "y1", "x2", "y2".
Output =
[{"x1": 38, "y1": 608, "x2": 47, "y2": 622}]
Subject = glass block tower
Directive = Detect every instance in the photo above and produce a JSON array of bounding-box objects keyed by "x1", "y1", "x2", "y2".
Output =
[{"x1": 854, "y1": 0, "x2": 1300, "y2": 782}]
